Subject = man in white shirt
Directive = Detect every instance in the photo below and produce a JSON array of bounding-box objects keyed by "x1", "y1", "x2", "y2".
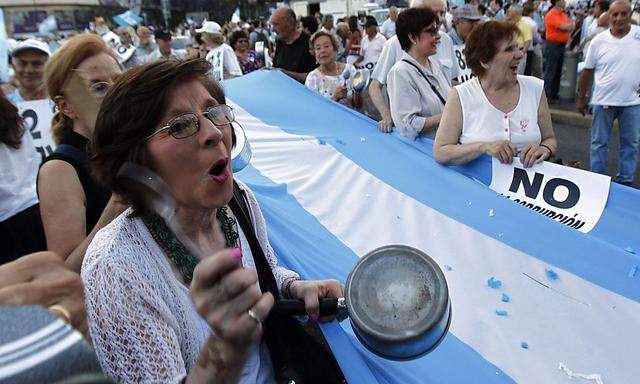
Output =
[
  {"x1": 577, "y1": 0, "x2": 640, "y2": 187},
  {"x1": 448, "y1": 4, "x2": 482, "y2": 83},
  {"x1": 145, "y1": 30, "x2": 187, "y2": 62},
  {"x1": 8, "y1": 39, "x2": 51, "y2": 104},
  {"x1": 369, "y1": 0, "x2": 459, "y2": 132},
  {"x1": 356, "y1": 18, "x2": 387, "y2": 71},
  {"x1": 381, "y1": 6, "x2": 399, "y2": 38}
]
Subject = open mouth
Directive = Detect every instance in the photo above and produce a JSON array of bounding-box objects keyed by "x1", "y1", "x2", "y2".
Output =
[{"x1": 208, "y1": 157, "x2": 229, "y2": 183}]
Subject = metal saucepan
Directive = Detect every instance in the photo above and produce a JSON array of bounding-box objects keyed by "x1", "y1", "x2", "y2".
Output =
[
  {"x1": 273, "y1": 245, "x2": 451, "y2": 360},
  {"x1": 230, "y1": 122, "x2": 251, "y2": 172}
]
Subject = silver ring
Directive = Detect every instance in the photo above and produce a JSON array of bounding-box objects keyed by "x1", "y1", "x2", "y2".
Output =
[{"x1": 247, "y1": 308, "x2": 263, "y2": 327}]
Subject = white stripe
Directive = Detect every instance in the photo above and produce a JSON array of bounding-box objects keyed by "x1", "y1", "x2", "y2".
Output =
[
  {"x1": 231, "y1": 100, "x2": 640, "y2": 384},
  {"x1": 0, "y1": 323, "x2": 72, "y2": 365},
  {"x1": 0, "y1": 320, "x2": 66, "y2": 356},
  {"x1": 0, "y1": 332, "x2": 83, "y2": 380}
]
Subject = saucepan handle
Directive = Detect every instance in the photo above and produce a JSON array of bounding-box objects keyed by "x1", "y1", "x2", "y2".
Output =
[{"x1": 272, "y1": 298, "x2": 339, "y2": 317}]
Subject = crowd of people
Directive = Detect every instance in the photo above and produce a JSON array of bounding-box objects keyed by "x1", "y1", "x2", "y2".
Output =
[{"x1": 1, "y1": 0, "x2": 639, "y2": 382}]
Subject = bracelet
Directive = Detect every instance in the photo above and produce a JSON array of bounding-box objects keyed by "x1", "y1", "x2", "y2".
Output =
[
  {"x1": 539, "y1": 144, "x2": 553, "y2": 159},
  {"x1": 283, "y1": 278, "x2": 301, "y2": 299}
]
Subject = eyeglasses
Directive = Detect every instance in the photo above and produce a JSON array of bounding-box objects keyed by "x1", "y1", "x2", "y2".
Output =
[{"x1": 145, "y1": 104, "x2": 235, "y2": 141}]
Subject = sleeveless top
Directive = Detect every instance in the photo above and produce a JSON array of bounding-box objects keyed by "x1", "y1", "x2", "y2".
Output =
[
  {"x1": 456, "y1": 75, "x2": 544, "y2": 151},
  {"x1": 40, "y1": 130, "x2": 110, "y2": 234}
]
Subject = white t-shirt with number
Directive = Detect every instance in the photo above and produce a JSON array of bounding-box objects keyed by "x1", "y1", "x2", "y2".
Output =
[
  {"x1": 205, "y1": 43, "x2": 243, "y2": 81},
  {"x1": 0, "y1": 130, "x2": 39, "y2": 221},
  {"x1": 371, "y1": 32, "x2": 459, "y2": 85},
  {"x1": 583, "y1": 25, "x2": 640, "y2": 107},
  {"x1": 359, "y1": 33, "x2": 387, "y2": 71}
]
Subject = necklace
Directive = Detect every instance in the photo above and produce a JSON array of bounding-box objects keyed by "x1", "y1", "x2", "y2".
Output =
[{"x1": 143, "y1": 207, "x2": 239, "y2": 284}]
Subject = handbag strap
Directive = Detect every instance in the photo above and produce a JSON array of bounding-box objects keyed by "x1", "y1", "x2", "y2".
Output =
[
  {"x1": 227, "y1": 181, "x2": 289, "y2": 375},
  {"x1": 401, "y1": 59, "x2": 447, "y2": 105}
]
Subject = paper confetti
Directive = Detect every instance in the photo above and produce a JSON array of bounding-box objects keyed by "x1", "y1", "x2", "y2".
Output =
[
  {"x1": 335, "y1": 138, "x2": 346, "y2": 145},
  {"x1": 521, "y1": 342, "x2": 529, "y2": 349},
  {"x1": 495, "y1": 310, "x2": 508, "y2": 316},
  {"x1": 444, "y1": 265, "x2": 453, "y2": 272},
  {"x1": 545, "y1": 268, "x2": 559, "y2": 281},
  {"x1": 558, "y1": 363, "x2": 604, "y2": 384},
  {"x1": 629, "y1": 265, "x2": 638, "y2": 278},
  {"x1": 360, "y1": 137, "x2": 366, "y2": 142},
  {"x1": 317, "y1": 138, "x2": 326, "y2": 145},
  {"x1": 501, "y1": 293, "x2": 510, "y2": 303},
  {"x1": 487, "y1": 277, "x2": 502, "y2": 289},
  {"x1": 489, "y1": 209, "x2": 495, "y2": 217},
  {"x1": 625, "y1": 246, "x2": 636, "y2": 254}
]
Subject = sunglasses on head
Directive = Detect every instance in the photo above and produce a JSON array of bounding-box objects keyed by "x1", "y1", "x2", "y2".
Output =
[{"x1": 145, "y1": 104, "x2": 235, "y2": 141}]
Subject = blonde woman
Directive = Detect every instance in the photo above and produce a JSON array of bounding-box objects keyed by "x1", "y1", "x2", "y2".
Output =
[
  {"x1": 305, "y1": 30, "x2": 362, "y2": 109},
  {"x1": 37, "y1": 34, "x2": 125, "y2": 270}
]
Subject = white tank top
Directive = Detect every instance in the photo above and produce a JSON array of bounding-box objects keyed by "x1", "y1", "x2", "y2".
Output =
[{"x1": 456, "y1": 75, "x2": 544, "y2": 151}]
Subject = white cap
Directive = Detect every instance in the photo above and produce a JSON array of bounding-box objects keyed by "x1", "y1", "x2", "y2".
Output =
[
  {"x1": 195, "y1": 20, "x2": 222, "y2": 34},
  {"x1": 11, "y1": 38, "x2": 52, "y2": 57}
]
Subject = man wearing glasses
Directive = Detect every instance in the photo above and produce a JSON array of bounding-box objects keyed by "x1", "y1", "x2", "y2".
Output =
[{"x1": 8, "y1": 39, "x2": 51, "y2": 104}]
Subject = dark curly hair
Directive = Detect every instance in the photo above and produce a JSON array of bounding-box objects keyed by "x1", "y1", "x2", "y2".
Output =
[
  {"x1": 229, "y1": 30, "x2": 249, "y2": 50},
  {"x1": 464, "y1": 21, "x2": 520, "y2": 78},
  {"x1": 0, "y1": 89, "x2": 24, "y2": 149},
  {"x1": 91, "y1": 59, "x2": 226, "y2": 216}
]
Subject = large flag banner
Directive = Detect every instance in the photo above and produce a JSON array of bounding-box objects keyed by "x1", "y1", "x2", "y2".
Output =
[{"x1": 224, "y1": 71, "x2": 640, "y2": 384}]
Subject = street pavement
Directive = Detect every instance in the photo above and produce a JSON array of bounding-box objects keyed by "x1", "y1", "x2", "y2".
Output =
[{"x1": 553, "y1": 121, "x2": 640, "y2": 188}]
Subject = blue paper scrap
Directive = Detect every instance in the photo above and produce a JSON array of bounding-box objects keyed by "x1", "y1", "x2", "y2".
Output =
[
  {"x1": 501, "y1": 293, "x2": 510, "y2": 303},
  {"x1": 629, "y1": 265, "x2": 638, "y2": 278},
  {"x1": 487, "y1": 277, "x2": 502, "y2": 289},
  {"x1": 625, "y1": 247, "x2": 636, "y2": 254},
  {"x1": 521, "y1": 342, "x2": 529, "y2": 349},
  {"x1": 545, "y1": 268, "x2": 559, "y2": 281},
  {"x1": 444, "y1": 265, "x2": 453, "y2": 271},
  {"x1": 335, "y1": 138, "x2": 346, "y2": 145},
  {"x1": 495, "y1": 310, "x2": 508, "y2": 316}
]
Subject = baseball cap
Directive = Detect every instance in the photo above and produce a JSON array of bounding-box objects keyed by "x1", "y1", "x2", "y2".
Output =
[
  {"x1": 195, "y1": 21, "x2": 222, "y2": 34},
  {"x1": 11, "y1": 38, "x2": 52, "y2": 57},
  {"x1": 453, "y1": 4, "x2": 483, "y2": 20}
]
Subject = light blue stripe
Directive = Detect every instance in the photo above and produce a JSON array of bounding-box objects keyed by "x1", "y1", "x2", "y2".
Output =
[
  {"x1": 237, "y1": 165, "x2": 516, "y2": 384},
  {"x1": 225, "y1": 71, "x2": 640, "y2": 304}
]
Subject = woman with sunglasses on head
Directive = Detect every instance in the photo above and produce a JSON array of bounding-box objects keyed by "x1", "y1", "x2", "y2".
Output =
[
  {"x1": 37, "y1": 34, "x2": 127, "y2": 271},
  {"x1": 83, "y1": 59, "x2": 345, "y2": 384},
  {"x1": 387, "y1": 7, "x2": 452, "y2": 140}
]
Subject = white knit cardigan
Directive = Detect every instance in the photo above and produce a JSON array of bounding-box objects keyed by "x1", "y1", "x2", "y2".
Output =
[{"x1": 81, "y1": 181, "x2": 299, "y2": 383}]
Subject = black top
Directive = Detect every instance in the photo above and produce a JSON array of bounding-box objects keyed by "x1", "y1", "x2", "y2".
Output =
[
  {"x1": 273, "y1": 32, "x2": 317, "y2": 75},
  {"x1": 40, "y1": 130, "x2": 110, "y2": 235}
]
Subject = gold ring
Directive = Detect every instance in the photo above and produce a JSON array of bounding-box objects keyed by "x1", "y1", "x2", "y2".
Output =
[
  {"x1": 247, "y1": 308, "x2": 262, "y2": 327},
  {"x1": 48, "y1": 304, "x2": 72, "y2": 323}
]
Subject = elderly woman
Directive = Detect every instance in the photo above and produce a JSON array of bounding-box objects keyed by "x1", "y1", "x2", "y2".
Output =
[
  {"x1": 197, "y1": 21, "x2": 243, "y2": 81},
  {"x1": 434, "y1": 21, "x2": 557, "y2": 167},
  {"x1": 83, "y1": 59, "x2": 344, "y2": 383},
  {"x1": 387, "y1": 7, "x2": 452, "y2": 140},
  {"x1": 229, "y1": 30, "x2": 264, "y2": 74},
  {"x1": 38, "y1": 34, "x2": 125, "y2": 270},
  {"x1": 305, "y1": 30, "x2": 362, "y2": 109}
]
